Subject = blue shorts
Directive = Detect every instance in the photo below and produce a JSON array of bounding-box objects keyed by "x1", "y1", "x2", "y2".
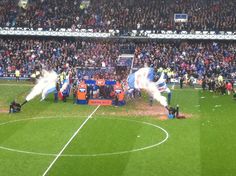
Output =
[{"x1": 168, "y1": 114, "x2": 175, "y2": 119}]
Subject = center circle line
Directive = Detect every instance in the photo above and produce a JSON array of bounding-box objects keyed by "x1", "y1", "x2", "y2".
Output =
[{"x1": 0, "y1": 117, "x2": 169, "y2": 157}]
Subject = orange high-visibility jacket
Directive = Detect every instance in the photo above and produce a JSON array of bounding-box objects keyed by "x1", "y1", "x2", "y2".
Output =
[
  {"x1": 114, "y1": 82, "x2": 122, "y2": 92},
  {"x1": 77, "y1": 82, "x2": 87, "y2": 100},
  {"x1": 118, "y1": 91, "x2": 125, "y2": 101}
]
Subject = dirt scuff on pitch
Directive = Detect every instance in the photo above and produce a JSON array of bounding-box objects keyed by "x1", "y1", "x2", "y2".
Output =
[
  {"x1": 0, "y1": 109, "x2": 8, "y2": 113},
  {"x1": 98, "y1": 101, "x2": 192, "y2": 120}
]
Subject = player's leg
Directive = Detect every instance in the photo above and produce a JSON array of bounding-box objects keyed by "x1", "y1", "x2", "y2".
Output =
[
  {"x1": 165, "y1": 87, "x2": 172, "y2": 105},
  {"x1": 149, "y1": 95, "x2": 153, "y2": 106}
]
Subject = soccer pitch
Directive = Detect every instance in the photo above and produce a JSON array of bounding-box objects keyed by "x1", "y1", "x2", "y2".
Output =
[{"x1": 0, "y1": 81, "x2": 235, "y2": 176}]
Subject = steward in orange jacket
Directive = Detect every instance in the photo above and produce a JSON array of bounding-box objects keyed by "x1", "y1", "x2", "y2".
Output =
[
  {"x1": 113, "y1": 81, "x2": 125, "y2": 106},
  {"x1": 77, "y1": 81, "x2": 87, "y2": 100}
]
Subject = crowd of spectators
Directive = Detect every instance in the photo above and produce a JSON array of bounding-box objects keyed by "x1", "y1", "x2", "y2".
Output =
[
  {"x1": 0, "y1": 0, "x2": 18, "y2": 27},
  {"x1": 0, "y1": 0, "x2": 236, "y2": 32},
  {"x1": 0, "y1": 38, "x2": 235, "y2": 82},
  {"x1": 0, "y1": 37, "x2": 134, "y2": 78},
  {"x1": 133, "y1": 41, "x2": 236, "y2": 80}
]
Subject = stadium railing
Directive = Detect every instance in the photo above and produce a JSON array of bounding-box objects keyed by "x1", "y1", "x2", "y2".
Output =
[{"x1": 0, "y1": 27, "x2": 236, "y2": 40}]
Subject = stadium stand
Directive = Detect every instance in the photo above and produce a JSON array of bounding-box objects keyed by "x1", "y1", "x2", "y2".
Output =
[
  {"x1": 0, "y1": 0, "x2": 235, "y2": 32},
  {"x1": 0, "y1": 0, "x2": 235, "y2": 93},
  {"x1": 0, "y1": 38, "x2": 235, "y2": 80}
]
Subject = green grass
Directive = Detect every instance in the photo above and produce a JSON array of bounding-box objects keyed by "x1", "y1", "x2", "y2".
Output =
[{"x1": 0, "y1": 81, "x2": 235, "y2": 176}]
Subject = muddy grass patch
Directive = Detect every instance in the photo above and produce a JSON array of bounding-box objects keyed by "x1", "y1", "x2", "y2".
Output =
[
  {"x1": 0, "y1": 108, "x2": 8, "y2": 113},
  {"x1": 98, "y1": 101, "x2": 192, "y2": 120}
]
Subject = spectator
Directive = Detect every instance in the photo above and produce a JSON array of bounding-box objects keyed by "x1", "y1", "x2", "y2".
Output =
[
  {"x1": 226, "y1": 81, "x2": 233, "y2": 95},
  {"x1": 0, "y1": 38, "x2": 235, "y2": 87},
  {"x1": 0, "y1": 0, "x2": 235, "y2": 32},
  {"x1": 15, "y1": 69, "x2": 20, "y2": 82}
]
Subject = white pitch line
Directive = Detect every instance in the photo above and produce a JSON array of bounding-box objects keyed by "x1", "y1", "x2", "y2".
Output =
[
  {"x1": 0, "y1": 83, "x2": 33, "y2": 87},
  {"x1": 42, "y1": 105, "x2": 100, "y2": 176},
  {"x1": 0, "y1": 117, "x2": 169, "y2": 157}
]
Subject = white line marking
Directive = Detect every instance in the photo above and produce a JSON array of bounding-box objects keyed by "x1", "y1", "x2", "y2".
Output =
[
  {"x1": 0, "y1": 117, "x2": 169, "y2": 157},
  {"x1": 0, "y1": 83, "x2": 33, "y2": 87},
  {"x1": 42, "y1": 105, "x2": 100, "y2": 176},
  {"x1": 0, "y1": 116, "x2": 88, "y2": 127}
]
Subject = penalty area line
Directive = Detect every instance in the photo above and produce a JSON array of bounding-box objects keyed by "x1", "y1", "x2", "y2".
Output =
[{"x1": 42, "y1": 105, "x2": 100, "y2": 176}]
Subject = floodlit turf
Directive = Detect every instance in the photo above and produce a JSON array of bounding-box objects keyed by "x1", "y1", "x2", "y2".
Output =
[{"x1": 0, "y1": 81, "x2": 235, "y2": 176}]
